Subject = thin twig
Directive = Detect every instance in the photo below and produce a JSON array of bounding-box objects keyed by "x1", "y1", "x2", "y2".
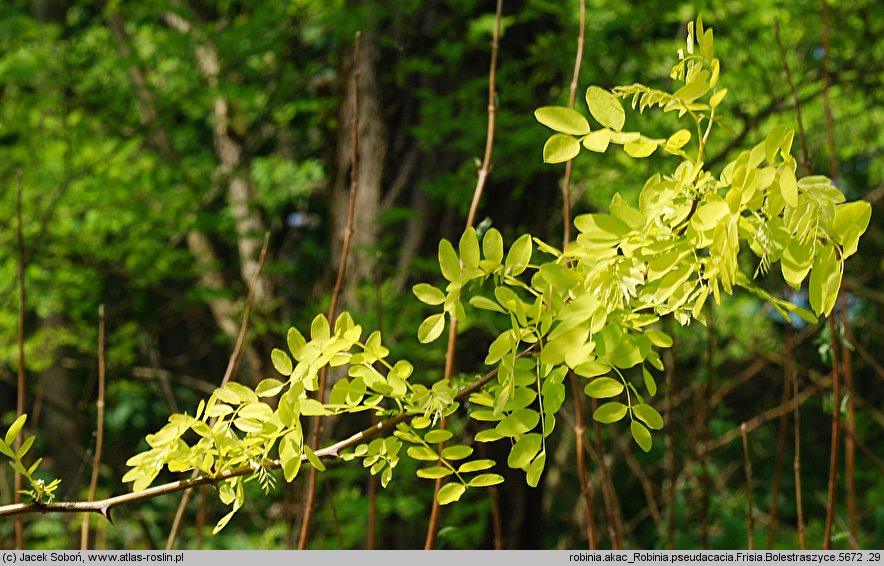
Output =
[
  {"x1": 741, "y1": 424, "x2": 755, "y2": 550},
  {"x1": 591, "y1": 399, "x2": 622, "y2": 549},
  {"x1": 561, "y1": 0, "x2": 586, "y2": 247},
  {"x1": 15, "y1": 170, "x2": 26, "y2": 549},
  {"x1": 0, "y1": 349, "x2": 530, "y2": 520},
  {"x1": 166, "y1": 232, "x2": 271, "y2": 550},
  {"x1": 790, "y1": 328, "x2": 806, "y2": 549},
  {"x1": 563, "y1": 1, "x2": 595, "y2": 548},
  {"x1": 299, "y1": 31, "x2": 362, "y2": 551},
  {"x1": 570, "y1": 373, "x2": 597, "y2": 548},
  {"x1": 427, "y1": 0, "x2": 503, "y2": 550},
  {"x1": 842, "y1": 301, "x2": 857, "y2": 547},
  {"x1": 665, "y1": 327, "x2": 678, "y2": 550},
  {"x1": 80, "y1": 305, "x2": 107, "y2": 549},
  {"x1": 706, "y1": 371, "x2": 832, "y2": 452},
  {"x1": 768, "y1": 316, "x2": 793, "y2": 548},
  {"x1": 821, "y1": 1, "x2": 840, "y2": 549}
]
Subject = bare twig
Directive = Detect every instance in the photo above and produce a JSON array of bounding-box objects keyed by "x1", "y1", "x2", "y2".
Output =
[
  {"x1": 592, "y1": 399, "x2": 622, "y2": 549},
  {"x1": 793, "y1": 328, "x2": 806, "y2": 549},
  {"x1": 561, "y1": 0, "x2": 586, "y2": 247},
  {"x1": 80, "y1": 305, "x2": 107, "y2": 549},
  {"x1": 665, "y1": 329, "x2": 678, "y2": 550},
  {"x1": 821, "y1": 1, "x2": 840, "y2": 549},
  {"x1": 15, "y1": 171, "x2": 26, "y2": 549},
  {"x1": 299, "y1": 31, "x2": 362, "y2": 551},
  {"x1": 706, "y1": 371, "x2": 832, "y2": 451},
  {"x1": 427, "y1": 0, "x2": 503, "y2": 549},
  {"x1": 166, "y1": 233, "x2": 271, "y2": 550},
  {"x1": 562, "y1": 1, "x2": 595, "y2": 549},
  {"x1": 768, "y1": 317, "x2": 793, "y2": 548},
  {"x1": 570, "y1": 373, "x2": 597, "y2": 548},
  {"x1": 741, "y1": 424, "x2": 755, "y2": 550},
  {"x1": 464, "y1": 0, "x2": 503, "y2": 231},
  {"x1": 842, "y1": 302, "x2": 857, "y2": 546}
]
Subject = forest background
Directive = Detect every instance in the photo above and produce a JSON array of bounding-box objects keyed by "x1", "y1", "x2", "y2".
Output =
[{"x1": 0, "y1": 0, "x2": 882, "y2": 551}]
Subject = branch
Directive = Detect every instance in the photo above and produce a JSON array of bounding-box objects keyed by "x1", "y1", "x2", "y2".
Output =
[
  {"x1": 165, "y1": 233, "x2": 270, "y2": 549},
  {"x1": 80, "y1": 305, "x2": 106, "y2": 549},
  {"x1": 299, "y1": 30, "x2": 362, "y2": 550},
  {"x1": 428, "y1": 0, "x2": 503, "y2": 549},
  {"x1": 15, "y1": 170, "x2": 26, "y2": 549},
  {"x1": 0, "y1": 347, "x2": 533, "y2": 520}
]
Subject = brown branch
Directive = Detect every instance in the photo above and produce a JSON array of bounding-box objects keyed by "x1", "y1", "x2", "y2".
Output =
[
  {"x1": 767, "y1": 316, "x2": 793, "y2": 548},
  {"x1": 15, "y1": 170, "x2": 26, "y2": 550},
  {"x1": 0, "y1": 350, "x2": 523, "y2": 520},
  {"x1": 299, "y1": 31, "x2": 362, "y2": 551},
  {"x1": 427, "y1": 0, "x2": 503, "y2": 549},
  {"x1": 561, "y1": 0, "x2": 586, "y2": 247},
  {"x1": 665, "y1": 328, "x2": 678, "y2": 550},
  {"x1": 464, "y1": 0, "x2": 502, "y2": 231},
  {"x1": 570, "y1": 373, "x2": 597, "y2": 549},
  {"x1": 707, "y1": 371, "x2": 832, "y2": 452},
  {"x1": 842, "y1": 304, "x2": 857, "y2": 546},
  {"x1": 821, "y1": 1, "x2": 840, "y2": 549},
  {"x1": 80, "y1": 305, "x2": 107, "y2": 549},
  {"x1": 793, "y1": 328, "x2": 806, "y2": 549},
  {"x1": 741, "y1": 423, "x2": 755, "y2": 550},
  {"x1": 166, "y1": 233, "x2": 271, "y2": 550}
]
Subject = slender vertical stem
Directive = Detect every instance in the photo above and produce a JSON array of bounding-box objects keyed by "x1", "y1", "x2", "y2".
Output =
[
  {"x1": 300, "y1": 31, "x2": 362, "y2": 550},
  {"x1": 741, "y1": 423, "x2": 755, "y2": 550},
  {"x1": 591, "y1": 399, "x2": 622, "y2": 549},
  {"x1": 561, "y1": 0, "x2": 586, "y2": 247},
  {"x1": 665, "y1": 326, "x2": 678, "y2": 549},
  {"x1": 768, "y1": 324, "x2": 792, "y2": 548},
  {"x1": 841, "y1": 300, "x2": 857, "y2": 547},
  {"x1": 820, "y1": 0, "x2": 841, "y2": 549},
  {"x1": 80, "y1": 305, "x2": 106, "y2": 549},
  {"x1": 166, "y1": 233, "x2": 270, "y2": 550},
  {"x1": 699, "y1": 312, "x2": 715, "y2": 549},
  {"x1": 569, "y1": 373, "x2": 597, "y2": 549},
  {"x1": 426, "y1": 0, "x2": 502, "y2": 549},
  {"x1": 823, "y1": 315, "x2": 841, "y2": 550},
  {"x1": 792, "y1": 328, "x2": 806, "y2": 549},
  {"x1": 15, "y1": 171, "x2": 26, "y2": 550}
]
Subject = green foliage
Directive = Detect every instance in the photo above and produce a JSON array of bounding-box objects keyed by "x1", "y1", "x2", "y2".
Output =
[
  {"x1": 1, "y1": 415, "x2": 60, "y2": 504},
  {"x1": 111, "y1": 16, "x2": 871, "y2": 534}
]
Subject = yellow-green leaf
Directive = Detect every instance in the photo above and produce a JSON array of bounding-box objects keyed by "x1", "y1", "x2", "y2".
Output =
[
  {"x1": 543, "y1": 133, "x2": 580, "y2": 163},
  {"x1": 583, "y1": 129, "x2": 611, "y2": 153},
  {"x1": 586, "y1": 86, "x2": 626, "y2": 131},
  {"x1": 271, "y1": 349, "x2": 293, "y2": 376},
  {"x1": 534, "y1": 106, "x2": 591, "y2": 135},
  {"x1": 413, "y1": 283, "x2": 446, "y2": 306},
  {"x1": 593, "y1": 402, "x2": 628, "y2": 424},
  {"x1": 584, "y1": 377, "x2": 624, "y2": 399},
  {"x1": 437, "y1": 482, "x2": 466, "y2": 505},
  {"x1": 631, "y1": 420, "x2": 652, "y2": 452},
  {"x1": 632, "y1": 403, "x2": 664, "y2": 430},
  {"x1": 418, "y1": 313, "x2": 446, "y2": 343}
]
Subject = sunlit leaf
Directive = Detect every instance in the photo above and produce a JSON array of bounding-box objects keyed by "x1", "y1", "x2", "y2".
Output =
[{"x1": 534, "y1": 106, "x2": 590, "y2": 135}]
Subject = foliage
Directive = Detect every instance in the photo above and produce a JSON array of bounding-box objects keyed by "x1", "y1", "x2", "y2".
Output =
[
  {"x1": 1, "y1": 415, "x2": 60, "y2": 504},
  {"x1": 113, "y1": 16, "x2": 870, "y2": 534}
]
